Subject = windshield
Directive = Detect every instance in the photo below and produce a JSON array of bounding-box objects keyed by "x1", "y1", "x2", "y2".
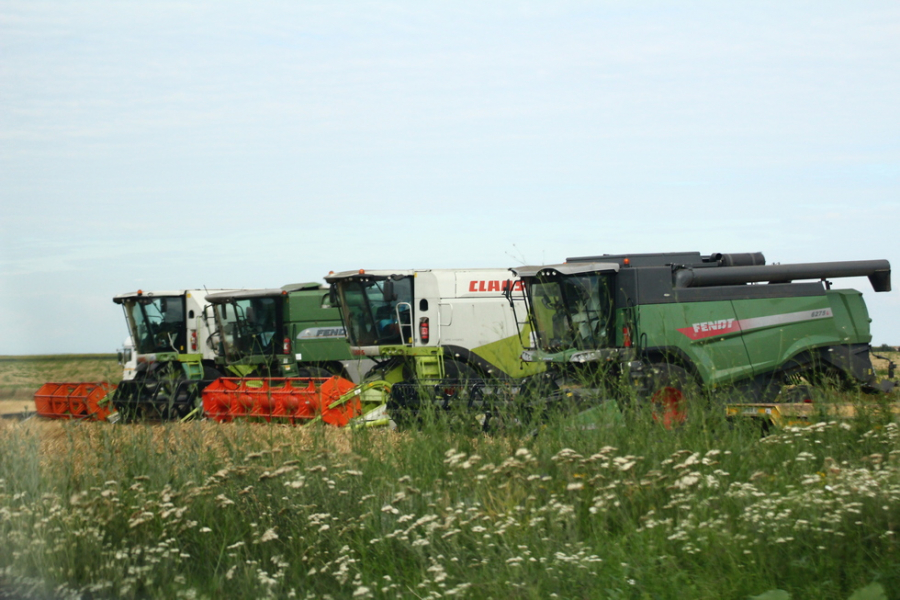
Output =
[
  {"x1": 124, "y1": 296, "x2": 187, "y2": 354},
  {"x1": 338, "y1": 277, "x2": 413, "y2": 346},
  {"x1": 527, "y1": 273, "x2": 614, "y2": 352},
  {"x1": 214, "y1": 296, "x2": 283, "y2": 360}
]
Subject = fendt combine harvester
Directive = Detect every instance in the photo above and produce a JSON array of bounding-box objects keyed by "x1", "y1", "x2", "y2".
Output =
[
  {"x1": 510, "y1": 252, "x2": 894, "y2": 427},
  {"x1": 323, "y1": 268, "x2": 549, "y2": 427},
  {"x1": 199, "y1": 283, "x2": 374, "y2": 425}
]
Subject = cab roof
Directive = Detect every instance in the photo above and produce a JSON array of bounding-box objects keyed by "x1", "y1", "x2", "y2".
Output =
[
  {"x1": 112, "y1": 289, "x2": 225, "y2": 304},
  {"x1": 205, "y1": 282, "x2": 324, "y2": 303},
  {"x1": 324, "y1": 268, "x2": 516, "y2": 282},
  {"x1": 511, "y1": 262, "x2": 620, "y2": 278}
]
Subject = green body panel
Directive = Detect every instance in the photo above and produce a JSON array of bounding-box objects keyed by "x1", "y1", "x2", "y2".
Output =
[
  {"x1": 471, "y1": 328, "x2": 546, "y2": 378},
  {"x1": 635, "y1": 290, "x2": 871, "y2": 386},
  {"x1": 142, "y1": 352, "x2": 203, "y2": 380},
  {"x1": 381, "y1": 346, "x2": 445, "y2": 379},
  {"x1": 827, "y1": 290, "x2": 872, "y2": 343},
  {"x1": 732, "y1": 294, "x2": 835, "y2": 375},
  {"x1": 177, "y1": 354, "x2": 204, "y2": 380},
  {"x1": 215, "y1": 286, "x2": 353, "y2": 377},
  {"x1": 225, "y1": 364, "x2": 257, "y2": 377},
  {"x1": 637, "y1": 301, "x2": 752, "y2": 386},
  {"x1": 284, "y1": 290, "x2": 353, "y2": 364},
  {"x1": 380, "y1": 327, "x2": 545, "y2": 380}
]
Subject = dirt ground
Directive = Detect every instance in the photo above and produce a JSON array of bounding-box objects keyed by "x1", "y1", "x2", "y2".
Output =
[{"x1": 0, "y1": 399, "x2": 35, "y2": 416}]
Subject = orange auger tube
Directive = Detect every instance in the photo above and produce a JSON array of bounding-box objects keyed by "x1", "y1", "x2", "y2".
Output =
[
  {"x1": 33, "y1": 382, "x2": 116, "y2": 421},
  {"x1": 201, "y1": 376, "x2": 359, "y2": 425}
]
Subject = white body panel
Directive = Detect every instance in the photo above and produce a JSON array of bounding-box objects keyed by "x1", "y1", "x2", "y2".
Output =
[
  {"x1": 118, "y1": 337, "x2": 138, "y2": 381},
  {"x1": 328, "y1": 269, "x2": 528, "y2": 357}
]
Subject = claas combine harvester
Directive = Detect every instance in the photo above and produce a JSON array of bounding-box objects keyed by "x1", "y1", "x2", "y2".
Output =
[
  {"x1": 323, "y1": 267, "x2": 550, "y2": 427},
  {"x1": 34, "y1": 289, "x2": 227, "y2": 421},
  {"x1": 510, "y1": 252, "x2": 895, "y2": 427},
  {"x1": 34, "y1": 285, "x2": 372, "y2": 424}
]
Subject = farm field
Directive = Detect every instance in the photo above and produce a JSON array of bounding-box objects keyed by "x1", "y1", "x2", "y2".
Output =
[
  {"x1": 0, "y1": 355, "x2": 121, "y2": 416},
  {"x1": 0, "y1": 354, "x2": 898, "y2": 599}
]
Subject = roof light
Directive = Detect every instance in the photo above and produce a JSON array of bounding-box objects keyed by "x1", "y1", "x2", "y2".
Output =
[
  {"x1": 623, "y1": 258, "x2": 630, "y2": 266},
  {"x1": 137, "y1": 290, "x2": 143, "y2": 296},
  {"x1": 359, "y1": 269, "x2": 365, "y2": 274}
]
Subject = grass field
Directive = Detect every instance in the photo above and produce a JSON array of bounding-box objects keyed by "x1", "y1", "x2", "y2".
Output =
[
  {"x1": 0, "y1": 355, "x2": 121, "y2": 401},
  {"x1": 0, "y1": 355, "x2": 898, "y2": 599}
]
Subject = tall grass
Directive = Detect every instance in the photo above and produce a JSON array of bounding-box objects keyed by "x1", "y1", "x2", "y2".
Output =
[{"x1": 1, "y1": 390, "x2": 899, "y2": 599}]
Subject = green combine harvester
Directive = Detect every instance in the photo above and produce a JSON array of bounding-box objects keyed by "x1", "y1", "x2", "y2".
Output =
[
  {"x1": 204, "y1": 283, "x2": 363, "y2": 380},
  {"x1": 199, "y1": 283, "x2": 375, "y2": 424},
  {"x1": 510, "y1": 252, "x2": 894, "y2": 426}
]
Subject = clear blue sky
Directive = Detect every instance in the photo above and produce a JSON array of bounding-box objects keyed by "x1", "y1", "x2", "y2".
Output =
[{"x1": 1, "y1": 1, "x2": 898, "y2": 354}]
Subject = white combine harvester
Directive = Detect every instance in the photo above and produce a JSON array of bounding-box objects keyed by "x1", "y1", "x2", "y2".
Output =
[{"x1": 323, "y1": 268, "x2": 548, "y2": 425}]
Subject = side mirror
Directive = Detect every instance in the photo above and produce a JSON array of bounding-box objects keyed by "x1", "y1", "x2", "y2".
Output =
[
  {"x1": 328, "y1": 286, "x2": 340, "y2": 307},
  {"x1": 383, "y1": 280, "x2": 394, "y2": 303},
  {"x1": 159, "y1": 298, "x2": 168, "y2": 312},
  {"x1": 503, "y1": 280, "x2": 514, "y2": 305}
]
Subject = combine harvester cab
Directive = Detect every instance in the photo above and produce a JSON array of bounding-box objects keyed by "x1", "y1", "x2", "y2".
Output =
[
  {"x1": 200, "y1": 283, "x2": 374, "y2": 424},
  {"x1": 511, "y1": 252, "x2": 893, "y2": 427},
  {"x1": 109, "y1": 289, "x2": 230, "y2": 422},
  {"x1": 324, "y1": 268, "x2": 548, "y2": 426}
]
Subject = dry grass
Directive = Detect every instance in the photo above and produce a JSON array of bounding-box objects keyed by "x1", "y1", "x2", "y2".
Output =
[
  {"x1": 872, "y1": 351, "x2": 899, "y2": 377},
  {"x1": 0, "y1": 355, "x2": 121, "y2": 400}
]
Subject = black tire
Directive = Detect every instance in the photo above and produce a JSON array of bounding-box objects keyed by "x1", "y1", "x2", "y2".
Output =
[
  {"x1": 645, "y1": 363, "x2": 699, "y2": 429},
  {"x1": 139, "y1": 361, "x2": 191, "y2": 420}
]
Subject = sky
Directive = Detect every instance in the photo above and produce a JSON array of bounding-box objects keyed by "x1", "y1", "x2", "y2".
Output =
[{"x1": 1, "y1": 1, "x2": 898, "y2": 354}]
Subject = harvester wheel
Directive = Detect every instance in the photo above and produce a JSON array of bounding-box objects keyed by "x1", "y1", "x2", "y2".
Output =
[
  {"x1": 646, "y1": 364, "x2": 697, "y2": 429},
  {"x1": 141, "y1": 361, "x2": 193, "y2": 420}
]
